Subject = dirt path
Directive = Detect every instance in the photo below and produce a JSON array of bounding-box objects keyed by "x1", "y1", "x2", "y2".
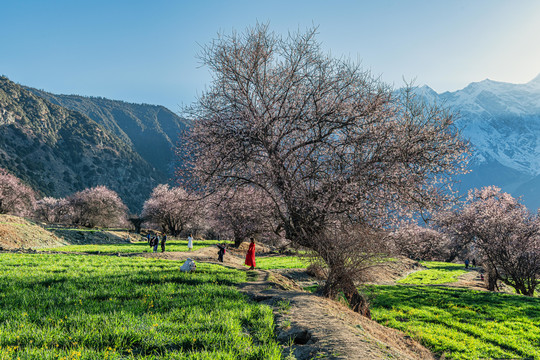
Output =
[
  {"x1": 444, "y1": 268, "x2": 487, "y2": 291},
  {"x1": 142, "y1": 249, "x2": 434, "y2": 360},
  {"x1": 238, "y1": 269, "x2": 434, "y2": 360}
]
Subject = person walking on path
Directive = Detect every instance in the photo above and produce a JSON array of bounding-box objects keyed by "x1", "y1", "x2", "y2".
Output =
[
  {"x1": 245, "y1": 238, "x2": 256, "y2": 270},
  {"x1": 465, "y1": 258, "x2": 470, "y2": 269},
  {"x1": 161, "y1": 234, "x2": 167, "y2": 253},
  {"x1": 187, "y1": 234, "x2": 194, "y2": 251}
]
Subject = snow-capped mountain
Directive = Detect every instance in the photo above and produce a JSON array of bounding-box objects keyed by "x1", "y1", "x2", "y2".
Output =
[{"x1": 420, "y1": 74, "x2": 540, "y2": 210}]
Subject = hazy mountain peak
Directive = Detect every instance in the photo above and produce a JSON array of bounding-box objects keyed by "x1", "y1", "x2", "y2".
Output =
[
  {"x1": 525, "y1": 73, "x2": 540, "y2": 90},
  {"x1": 416, "y1": 74, "x2": 540, "y2": 210}
]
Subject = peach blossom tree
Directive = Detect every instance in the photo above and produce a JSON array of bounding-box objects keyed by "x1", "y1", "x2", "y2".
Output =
[
  {"x1": 0, "y1": 168, "x2": 36, "y2": 217},
  {"x1": 439, "y1": 186, "x2": 540, "y2": 296},
  {"x1": 179, "y1": 24, "x2": 469, "y2": 315},
  {"x1": 67, "y1": 186, "x2": 127, "y2": 228},
  {"x1": 208, "y1": 187, "x2": 278, "y2": 247},
  {"x1": 142, "y1": 184, "x2": 200, "y2": 236}
]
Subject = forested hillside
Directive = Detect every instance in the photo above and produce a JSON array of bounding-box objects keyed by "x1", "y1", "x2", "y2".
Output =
[
  {"x1": 0, "y1": 76, "x2": 165, "y2": 212},
  {"x1": 26, "y1": 88, "x2": 189, "y2": 177}
]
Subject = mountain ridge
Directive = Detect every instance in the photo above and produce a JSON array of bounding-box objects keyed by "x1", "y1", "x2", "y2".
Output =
[
  {"x1": 24, "y1": 88, "x2": 189, "y2": 177},
  {"x1": 0, "y1": 76, "x2": 166, "y2": 212},
  {"x1": 419, "y1": 73, "x2": 540, "y2": 210}
]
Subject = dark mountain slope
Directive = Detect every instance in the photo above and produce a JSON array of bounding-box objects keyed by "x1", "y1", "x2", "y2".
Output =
[
  {"x1": 25, "y1": 88, "x2": 189, "y2": 176},
  {"x1": 0, "y1": 76, "x2": 165, "y2": 212}
]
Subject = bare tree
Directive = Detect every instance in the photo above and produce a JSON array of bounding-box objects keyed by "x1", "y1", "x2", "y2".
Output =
[
  {"x1": 0, "y1": 168, "x2": 36, "y2": 217},
  {"x1": 440, "y1": 186, "x2": 540, "y2": 296},
  {"x1": 179, "y1": 24, "x2": 469, "y2": 314}
]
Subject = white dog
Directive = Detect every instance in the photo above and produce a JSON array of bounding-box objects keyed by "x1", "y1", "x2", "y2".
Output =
[{"x1": 180, "y1": 258, "x2": 197, "y2": 272}]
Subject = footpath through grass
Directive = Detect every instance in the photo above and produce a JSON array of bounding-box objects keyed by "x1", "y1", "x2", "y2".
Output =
[
  {"x1": 397, "y1": 261, "x2": 467, "y2": 285},
  {"x1": 0, "y1": 253, "x2": 281, "y2": 359},
  {"x1": 41, "y1": 240, "x2": 232, "y2": 254}
]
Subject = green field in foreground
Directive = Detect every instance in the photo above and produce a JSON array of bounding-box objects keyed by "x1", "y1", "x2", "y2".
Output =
[
  {"x1": 41, "y1": 240, "x2": 233, "y2": 254},
  {"x1": 0, "y1": 253, "x2": 281, "y2": 359},
  {"x1": 369, "y1": 285, "x2": 540, "y2": 360},
  {"x1": 397, "y1": 261, "x2": 468, "y2": 285}
]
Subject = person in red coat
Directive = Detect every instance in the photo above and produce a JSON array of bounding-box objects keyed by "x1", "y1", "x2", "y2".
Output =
[{"x1": 245, "y1": 238, "x2": 256, "y2": 270}]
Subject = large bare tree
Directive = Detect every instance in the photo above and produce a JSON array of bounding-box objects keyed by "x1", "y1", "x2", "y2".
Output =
[{"x1": 179, "y1": 24, "x2": 469, "y2": 315}]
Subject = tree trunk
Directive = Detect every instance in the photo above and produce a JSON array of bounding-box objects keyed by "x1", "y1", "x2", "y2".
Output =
[
  {"x1": 234, "y1": 237, "x2": 244, "y2": 248},
  {"x1": 484, "y1": 266, "x2": 498, "y2": 292},
  {"x1": 323, "y1": 264, "x2": 371, "y2": 319},
  {"x1": 341, "y1": 276, "x2": 371, "y2": 319}
]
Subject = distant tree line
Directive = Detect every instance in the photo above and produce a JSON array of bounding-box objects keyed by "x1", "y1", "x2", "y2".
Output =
[{"x1": 0, "y1": 167, "x2": 279, "y2": 246}]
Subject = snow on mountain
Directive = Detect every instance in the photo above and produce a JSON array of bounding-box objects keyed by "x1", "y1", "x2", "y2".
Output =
[{"x1": 417, "y1": 74, "x2": 540, "y2": 210}]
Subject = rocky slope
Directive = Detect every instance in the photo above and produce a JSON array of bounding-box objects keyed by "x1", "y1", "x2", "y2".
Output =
[{"x1": 25, "y1": 88, "x2": 189, "y2": 177}]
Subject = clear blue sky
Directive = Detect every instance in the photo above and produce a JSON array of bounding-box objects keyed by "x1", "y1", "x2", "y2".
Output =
[{"x1": 2, "y1": 0, "x2": 539, "y2": 111}]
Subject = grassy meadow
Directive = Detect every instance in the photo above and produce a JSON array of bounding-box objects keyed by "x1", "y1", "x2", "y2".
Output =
[
  {"x1": 0, "y1": 253, "x2": 281, "y2": 359},
  {"x1": 369, "y1": 285, "x2": 540, "y2": 359},
  {"x1": 8, "y1": 237, "x2": 540, "y2": 360},
  {"x1": 41, "y1": 240, "x2": 233, "y2": 254},
  {"x1": 367, "y1": 260, "x2": 540, "y2": 359},
  {"x1": 255, "y1": 256, "x2": 309, "y2": 270},
  {"x1": 396, "y1": 261, "x2": 468, "y2": 285}
]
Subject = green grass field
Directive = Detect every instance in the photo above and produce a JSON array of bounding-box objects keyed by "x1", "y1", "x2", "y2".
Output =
[
  {"x1": 397, "y1": 261, "x2": 468, "y2": 285},
  {"x1": 41, "y1": 240, "x2": 233, "y2": 254},
  {"x1": 369, "y1": 285, "x2": 540, "y2": 359},
  {"x1": 0, "y1": 253, "x2": 281, "y2": 359},
  {"x1": 256, "y1": 256, "x2": 310, "y2": 270}
]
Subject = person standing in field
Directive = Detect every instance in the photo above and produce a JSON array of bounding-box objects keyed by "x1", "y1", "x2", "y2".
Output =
[
  {"x1": 245, "y1": 238, "x2": 256, "y2": 270},
  {"x1": 161, "y1": 234, "x2": 167, "y2": 253},
  {"x1": 217, "y1": 243, "x2": 227, "y2": 262},
  {"x1": 153, "y1": 235, "x2": 160, "y2": 253},
  {"x1": 187, "y1": 234, "x2": 194, "y2": 251},
  {"x1": 148, "y1": 233, "x2": 154, "y2": 252}
]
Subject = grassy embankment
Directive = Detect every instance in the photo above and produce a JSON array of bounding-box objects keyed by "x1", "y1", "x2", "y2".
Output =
[
  {"x1": 0, "y1": 253, "x2": 281, "y2": 359},
  {"x1": 368, "y1": 261, "x2": 540, "y2": 359}
]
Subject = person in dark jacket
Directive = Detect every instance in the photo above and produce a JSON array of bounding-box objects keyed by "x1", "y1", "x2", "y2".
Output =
[
  {"x1": 217, "y1": 243, "x2": 227, "y2": 262},
  {"x1": 161, "y1": 234, "x2": 167, "y2": 253}
]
